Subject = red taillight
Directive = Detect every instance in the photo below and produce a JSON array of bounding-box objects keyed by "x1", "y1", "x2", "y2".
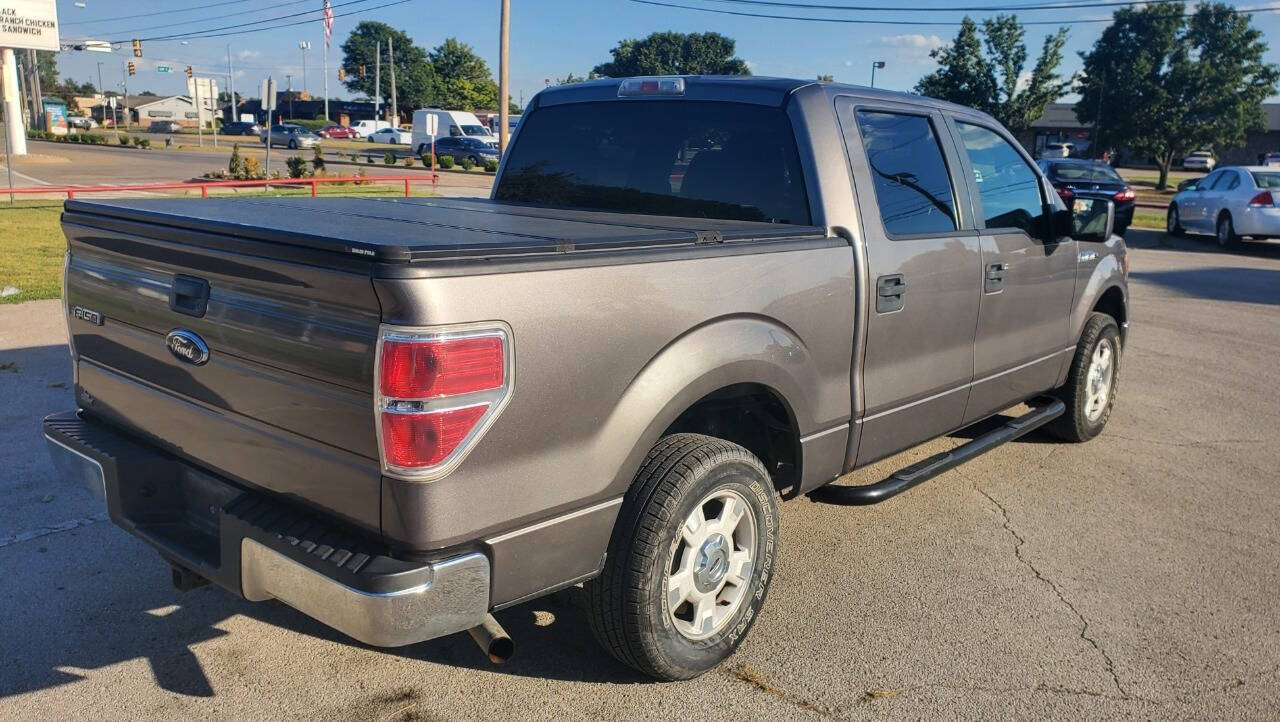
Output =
[
  {"x1": 1248, "y1": 191, "x2": 1275, "y2": 207},
  {"x1": 376, "y1": 326, "x2": 511, "y2": 480},
  {"x1": 380, "y1": 336, "x2": 504, "y2": 398},
  {"x1": 381, "y1": 405, "x2": 489, "y2": 468},
  {"x1": 1114, "y1": 187, "x2": 1135, "y2": 202},
  {"x1": 1054, "y1": 184, "x2": 1074, "y2": 201}
]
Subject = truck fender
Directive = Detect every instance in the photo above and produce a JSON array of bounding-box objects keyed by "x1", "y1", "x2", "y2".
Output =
[{"x1": 591, "y1": 314, "x2": 824, "y2": 500}]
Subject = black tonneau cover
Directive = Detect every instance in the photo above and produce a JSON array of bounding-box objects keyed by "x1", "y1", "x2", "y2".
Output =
[{"x1": 63, "y1": 196, "x2": 827, "y2": 263}]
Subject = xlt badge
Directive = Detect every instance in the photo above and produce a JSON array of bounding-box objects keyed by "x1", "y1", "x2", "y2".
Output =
[{"x1": 72, "y1": 306, "x2": 103, "y2": 326}]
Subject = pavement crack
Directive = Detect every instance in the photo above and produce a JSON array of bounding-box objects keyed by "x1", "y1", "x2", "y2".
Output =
[
  {"x1": 0, "y1": 511, "x2": 109, "y2": 549},
  {"x1": 727, "y1": 664, "x2": 857, "y2": 718},
  {"x1": 977, "y1": 487, "x2": 1135, "y2": 701}
]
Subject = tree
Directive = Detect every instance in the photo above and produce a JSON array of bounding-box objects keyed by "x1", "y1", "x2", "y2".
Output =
[
  {"x1": 556, "y1": 71, "x2": 599, "y2": 85},
  {"x1": 1075, "y1": 2, "x2": 1278, "y2": 189},
  {"x1": 817, "y1": 74, "x2": 834, "y2": 82},
  {"x1": 592, "y1": 32, "x2": 750, "y2": 77},
  {"x1": 340, "y1": 21, "x2": 436, "y2": 112},
  {"x1": 429, "y1": 38, "x2": 499, "y2": 110},
  {"x1": 915, "y1": 15, "x2": 1069, "y2": 134}
]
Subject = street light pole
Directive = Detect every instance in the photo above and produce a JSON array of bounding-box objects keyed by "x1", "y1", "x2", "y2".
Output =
[
  {"x1": 299, "y1": 41, "x2": 310, "y2": 97},
  {"x1": 388, "y1": 36, "x2": 397, "y2": 125},
  {"x1": 286, "y1": 75, "x2": 294, "y2": 119},
  {"x1": 498, "y1": 0, "x2": 510, "y2": 154},
  {"x1": 227, "y1": 44, "x2": 235, "y2": 124},
  {"x1": 870, "y1": 60, "x2": 885, "y2": 88}
]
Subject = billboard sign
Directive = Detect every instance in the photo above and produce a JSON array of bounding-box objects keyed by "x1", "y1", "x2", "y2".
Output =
[{"x1": 0, "y1": 0, "x2": 59, "y2": 52}]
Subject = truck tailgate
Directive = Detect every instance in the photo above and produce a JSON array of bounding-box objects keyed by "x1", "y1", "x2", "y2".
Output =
[{"x1": 61, "y1": 209, "x2": 384, "y2": 533}]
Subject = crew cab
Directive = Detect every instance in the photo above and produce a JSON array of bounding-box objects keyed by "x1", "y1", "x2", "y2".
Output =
[{"x1": 45, "y1": 76, "x2": 1128, "y2": 681}]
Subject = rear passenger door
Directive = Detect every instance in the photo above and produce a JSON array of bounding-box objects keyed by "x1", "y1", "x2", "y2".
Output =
[
  {"x1": 948, "y1": 119, "x2": 1078, "y2": 424},
  {"x1": 836, "y1": 99, "x2": 982, "y2": 465}
]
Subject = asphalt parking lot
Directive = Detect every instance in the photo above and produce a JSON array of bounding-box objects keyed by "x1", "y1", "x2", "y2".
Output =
[{"x1": 1, "y1": 228, "x2": 1278, "y2": 719}]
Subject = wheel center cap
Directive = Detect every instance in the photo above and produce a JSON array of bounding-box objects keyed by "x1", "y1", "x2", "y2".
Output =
[{"x1": 694, "y1": 534, "x2": 730, "y2": 593}]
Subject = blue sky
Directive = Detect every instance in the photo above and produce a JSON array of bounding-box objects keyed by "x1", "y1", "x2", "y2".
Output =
[{"x1": 52, "y1": 0, "x2": 1280, "y2": 106}]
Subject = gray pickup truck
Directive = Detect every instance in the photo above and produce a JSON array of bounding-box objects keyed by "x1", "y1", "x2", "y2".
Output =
[{"x1": 45, "y1": 76, "x2": 1127, "y2": 681}]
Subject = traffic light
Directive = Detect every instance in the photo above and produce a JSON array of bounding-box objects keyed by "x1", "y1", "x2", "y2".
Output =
[
  {"x1": 127, "y1": 62, "x2": 135, "y2": 76},
  {"x1": 338, "y1": 67, "x2": 346, "y2": 83},
  {"x1": 185, "y1": 66, "x2": 193, "y2": 79},
  {"x1": 359, "y1": 65, "x2": 366, "y2": 79},
  {"x1": 132, "y1": 39, "x2": 142, "y2": 57}
]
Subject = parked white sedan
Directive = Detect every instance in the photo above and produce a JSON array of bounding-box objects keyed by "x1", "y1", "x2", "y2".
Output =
[
  {"x1": 1167, "y1": 166, "x2": 1280, "y2": 248},
  {"x1": 1182, "y1": 151, "x2": 1216, "y2": 172},
  {"x1": 367, "y1": 127, "x2": 412, "y2": 144}
]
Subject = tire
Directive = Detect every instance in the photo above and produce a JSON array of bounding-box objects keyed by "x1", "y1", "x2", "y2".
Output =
[
  {"x1": 468, "y1": 155, "x2": 480, "y2": 165},
  {"x1": 1216, "y1": 213, "x2": 1241, "y2": 250},
  {"x1": 1046, "y1": 313, "x2": 1121, "y2": 443},
  {"x1": 1166, "y1": 205, "x2": 1185, "y2": 236},
  {"x1": 585, "y1": 433, "x2": 779, "y2": 681},
  {"x1": 288, "y1": 139, "x2": 298, "y2": 150}
]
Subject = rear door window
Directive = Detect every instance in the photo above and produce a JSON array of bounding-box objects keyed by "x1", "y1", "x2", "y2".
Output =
[
  {"x1": 955, "y1": 121, "x2": 1045, "y2": 235},
  {"x1": 853, "y1": 110, "x2": 957, "y2": 237}
]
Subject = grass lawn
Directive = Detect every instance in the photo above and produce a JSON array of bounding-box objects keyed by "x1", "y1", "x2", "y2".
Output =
[
  {"x1": 0, "y1": 201, "x2": 64, "y2": 304},
  {"x1": 0, "y1": 187, "x2": 435, "y2": 305},
  {"x1": 1132, "y1": 208, "x2": 1168, "y2": 230}
]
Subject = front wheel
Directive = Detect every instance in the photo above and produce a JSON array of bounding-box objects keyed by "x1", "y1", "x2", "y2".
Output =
[
  {"x1": 288, "y1": 139, "x2": 298, "y2": 150},
  {"x1": 1046, "y1": 313, "x2": 1120, "y2": 443},
  {"x1": 585, "y1": 434, "x2": 779, "y2": 681}
]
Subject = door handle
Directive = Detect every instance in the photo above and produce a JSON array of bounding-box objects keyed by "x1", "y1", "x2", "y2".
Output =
[
  {"x1": 876, "y1": 274, "x2": 906, "y2": 313},
  {"x1": 984, "y1": 263, "x2": 1007, "y2": 293}
]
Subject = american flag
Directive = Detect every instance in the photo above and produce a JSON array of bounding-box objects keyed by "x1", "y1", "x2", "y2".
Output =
[{"x1": 322, "y1": 0, "x2": 334, "y2": 45}]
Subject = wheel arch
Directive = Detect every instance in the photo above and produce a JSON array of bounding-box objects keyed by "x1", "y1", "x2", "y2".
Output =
[{"x1": 596, "y1": 314, "x2": 835, "y2": 502}]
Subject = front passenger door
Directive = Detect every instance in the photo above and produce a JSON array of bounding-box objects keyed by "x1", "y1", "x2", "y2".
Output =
[{"x1": 950, "y1": 120, "x2": 1078, "y2": 424}]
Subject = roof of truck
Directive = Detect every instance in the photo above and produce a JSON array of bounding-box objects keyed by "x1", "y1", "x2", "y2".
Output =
[{"x1": 62, "y1": 196, "x2": 829, "y2": 263}]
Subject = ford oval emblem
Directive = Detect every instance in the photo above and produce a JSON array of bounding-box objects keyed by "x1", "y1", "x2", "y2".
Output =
[{"x1": 166, "y1": 329, "x2": 210, "y2": 366}]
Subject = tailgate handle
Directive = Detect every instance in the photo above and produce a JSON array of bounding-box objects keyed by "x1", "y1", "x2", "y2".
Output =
[{"x1": 170, "y1": 275, "x2": 210, "y2": 318}]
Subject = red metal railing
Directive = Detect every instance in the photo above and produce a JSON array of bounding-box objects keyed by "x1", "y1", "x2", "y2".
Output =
[{"x1": 1, "y1": 174, "x2": 439, "y2": 201}]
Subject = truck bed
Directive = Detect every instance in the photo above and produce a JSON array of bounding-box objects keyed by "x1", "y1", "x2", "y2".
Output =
[{"x1": 62, "y1": 196, "x2": 828, "y2": 263}]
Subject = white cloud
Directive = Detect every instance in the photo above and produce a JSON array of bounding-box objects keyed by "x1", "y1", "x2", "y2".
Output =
[
  {"x1": 238, "y1": 49, "x2": 262, "y2": 61},
  {"x1": 879, "y1": 34, "x2": 945, "y2": 50}
]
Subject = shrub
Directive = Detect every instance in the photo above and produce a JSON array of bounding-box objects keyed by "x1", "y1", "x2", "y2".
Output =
[
  {"x1": 419, "y1": 151, "x2": 435, "y2": 167},
  {"x1": 383, "y1": 151, "x2": 396, "y2": 165},
  {"x1": 403, "y1": 156, "x2": 415, "y2": 168},
  {"x1": 348, "y1": 152, "x2": 359, "y2": 162},
  {"x1": 460, "y1": 157, "x2": 475, "y2": 171},
  {"x1": 438, "y1": 154, "x2": 455, "y2": 169},
  {"x1": 353, "y1": 166, "x2": 368, "y2": 185},
  {"x1": 241, "y1": 155, "x2": 263, "y2": 179},
  {"x1": 228, "y1": 144, "x2": 244, "y2": 178},
  {"x1": 312, "y1": 146, "x2": 325, "y2": 173},
  {"x1": 483, "y1": 158, "x2": 499, "y2": 173},
  {"x1": 285, "y1": 155, "x2": 310, "y2": 179},
  {"x1": 291, "y1": 118, "x2": 330, "y2": 132},
  {"x1": 118, "y1": 135, "x2": 130, "y2": 146},
  {"x1": 136, "y1": 138, "x2": 150, "y2": 149}
]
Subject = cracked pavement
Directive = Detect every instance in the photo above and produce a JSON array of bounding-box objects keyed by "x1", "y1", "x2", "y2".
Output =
[{"x1": 2, "y1": 228, "x2": 1279, "y2": 719}]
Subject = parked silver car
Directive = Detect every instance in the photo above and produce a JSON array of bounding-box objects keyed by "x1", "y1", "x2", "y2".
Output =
[
  {"x1": 260, "y1": 123, "x2": 320, "y2": 150},
  {"x1": 1182, "y1": 150, "x2": 1216, "y2": 172},
  {"x1": 1167, "y1": 166, "x2": 1280, "y2": 248}
]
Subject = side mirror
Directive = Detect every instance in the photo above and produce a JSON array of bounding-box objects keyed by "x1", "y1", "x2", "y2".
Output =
[{"x1": 1062, "y1": 197, "x2": 1115, "y2": 242}]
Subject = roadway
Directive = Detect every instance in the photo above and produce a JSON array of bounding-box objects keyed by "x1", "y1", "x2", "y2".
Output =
[{"x1": 1, "y1": 229, "x2": 1278, "y2": 718}]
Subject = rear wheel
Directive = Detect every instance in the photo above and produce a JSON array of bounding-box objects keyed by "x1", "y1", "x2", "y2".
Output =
[
  {"x1": 1046, "y1": 313, "x2": 1120, "y2": 443},
  {"x1": 585, "y1": 434, "x2": 779, "y2": 681},
  {"x1": 1216, "y1": 213, "x2": 1241, "y2": 250},
  {"x1": 1166, "y1": 205, "x2": 1185, "y2": 236}
]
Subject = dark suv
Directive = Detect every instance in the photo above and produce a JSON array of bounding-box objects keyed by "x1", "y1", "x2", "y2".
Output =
[{"x1": 421, "y1": 135, "x2": 500, "y2": 164}]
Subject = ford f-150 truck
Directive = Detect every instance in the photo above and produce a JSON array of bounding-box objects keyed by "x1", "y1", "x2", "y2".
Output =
[{"x1": 45, "y1": 76, "x2": 1128, "y2": 681}]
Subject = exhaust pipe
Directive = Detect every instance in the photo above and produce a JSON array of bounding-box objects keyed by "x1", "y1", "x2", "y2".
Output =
[{"x1": 467, "y1": 614, "x2": 514, "y2": 664}]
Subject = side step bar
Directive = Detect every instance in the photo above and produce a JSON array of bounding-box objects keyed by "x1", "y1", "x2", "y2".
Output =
[{"x1": 809, "y1": 398, "x2": 1066, "y2": 506}]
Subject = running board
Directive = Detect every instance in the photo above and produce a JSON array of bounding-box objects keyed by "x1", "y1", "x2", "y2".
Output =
[{"x1": 808, "y1": 398, "x2": 1065, "y2": 506}]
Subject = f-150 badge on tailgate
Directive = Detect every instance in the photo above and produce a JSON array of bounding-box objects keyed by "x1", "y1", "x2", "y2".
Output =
[
  {"x1": 165, "y1": 329, "x2": 210, "y2": 366},
  {"x1": 72, "y1": 306, "x2": 103, "y2": 325}
]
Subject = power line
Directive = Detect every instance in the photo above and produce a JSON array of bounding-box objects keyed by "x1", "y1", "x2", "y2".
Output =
[
  {"x1": 67, "y1": 0, "x2": 317, "y2": 39},
  {"x1": 627, "y1": 0, "x2": 1280, "y2": 25},
  {"x1": 108, "y1": 0, "x2": 385, "y2": 43},
  {"x1": 707, "y1": 0, "x2": 1187, "y2": 11},
  {"x1": 61, "y1": 0, "x2": 263, "y2": 26}
]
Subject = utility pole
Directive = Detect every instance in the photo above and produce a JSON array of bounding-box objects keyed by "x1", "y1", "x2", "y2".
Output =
[
  {"x1": 95, "y1": 61, "x2": 108, "y2": 130},
  {"x1": 498, "y1": 0, "x2": 510, "y2": 154},
  {"x1": 120, "y1": 62, "x2": 129, "y2": 130},
  {"x1": 227, "y1": 44, "x2": 235, "y2": 123},
  {"x1": 388, "y1": 36, "x2": 397, "y2": 124},
  {"x1": 286, "y1": 74, "x2": 293, "y2": 119},
  {"x1": 26, "y1": 49, "x2": 44, "y2": 130},
  {"x1": 374, "y1": 41, "x2": 381, "y2": 122},
  {"x1": 322, "y1": 33, "x2": 330, "y2": 122}
]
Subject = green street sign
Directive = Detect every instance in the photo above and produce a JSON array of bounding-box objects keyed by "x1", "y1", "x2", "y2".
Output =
[{"x1": 156, "y1": 65, "x2": 171, "y2": 73}]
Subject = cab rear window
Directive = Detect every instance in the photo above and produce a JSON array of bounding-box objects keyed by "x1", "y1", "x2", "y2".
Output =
[{"x1": 495, "y1": 101, "x2": 810, "y2": 225}]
